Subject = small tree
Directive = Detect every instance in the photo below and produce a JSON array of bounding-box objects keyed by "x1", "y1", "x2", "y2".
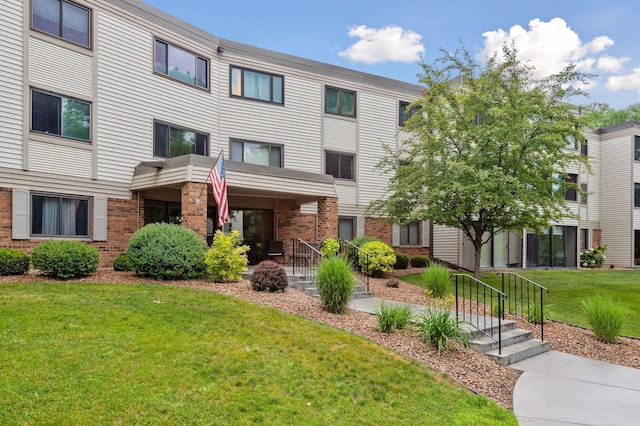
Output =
[
  {"x1": 368, "y1": 44, "x2": 591, "y2": 277},
  {"x1": 205, "y1": 230, "x2": 250, "y2": 282}
]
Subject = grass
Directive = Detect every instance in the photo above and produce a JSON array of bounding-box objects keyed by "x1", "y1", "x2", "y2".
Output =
[
  {"x1": 0, "y1": 283, "x2": 516, "y2": 425},
  {"x1": 400, "y1": 269, "x2": 640, "y2": 338}
]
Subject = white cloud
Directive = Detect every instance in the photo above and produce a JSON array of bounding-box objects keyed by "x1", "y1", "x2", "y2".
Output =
[
  {"x1": 605, "y1": 68, "x2": 640, "y2": 93},
  {"x1": 338, "y1": 25, "x2": 425, "y2": 64},
  {"x1": 481, "y1": 17, "x2": 624, "y2": 79}
]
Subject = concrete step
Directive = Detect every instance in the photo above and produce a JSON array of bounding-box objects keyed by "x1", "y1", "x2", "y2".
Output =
[
  {"x1": 464, "y1": 319, "x2": 518, "y2": 339},
  {"x1": 484, "y1": 339, "x2": 550, "y2": 366},
  {"x1": 469, "y1": 328, "x2": 534, "y2": 354},
  {"x1": 303, "y1": 286, "x2": 373, "y2": 299}
]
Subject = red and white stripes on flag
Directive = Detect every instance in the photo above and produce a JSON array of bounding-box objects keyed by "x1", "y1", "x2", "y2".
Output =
[{"x1": 209, "y1": 155, "x2": 229, "y2": 227}]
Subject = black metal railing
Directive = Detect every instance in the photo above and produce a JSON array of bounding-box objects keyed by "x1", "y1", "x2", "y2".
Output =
[
  {"x1": 498, "y1": 272, "x2": 549, "y2": 341},
  {"x1": 291, "y1": 238, "x2": 323, "y2": 282},
  {"x1": 453, "y1": 273, "x2": 507, "y2": 354},
  {"x1": 340, "y1": 239, "x2": 370, "y2": 292}
]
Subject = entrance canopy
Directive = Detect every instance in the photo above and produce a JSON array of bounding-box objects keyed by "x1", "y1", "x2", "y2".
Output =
[{"x1": 131, "y1": 154, "x2": 337, "y2": 203}]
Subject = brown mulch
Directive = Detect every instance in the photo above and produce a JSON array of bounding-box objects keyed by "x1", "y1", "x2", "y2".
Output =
[{"x1": 3, "y1": 267, "x2": 640, "y2": 411}]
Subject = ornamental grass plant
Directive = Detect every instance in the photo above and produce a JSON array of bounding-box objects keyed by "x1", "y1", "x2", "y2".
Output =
[
  {"x1": 582, "y1": 292, "x2": 627, "y2": 343},
  {"x1": 315, "y1": 255, "x2": 355, "y2": 314}
]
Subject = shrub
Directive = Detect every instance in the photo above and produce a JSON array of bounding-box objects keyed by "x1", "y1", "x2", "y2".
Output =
[
  {"x1": 31, "y1": 240, "x2": 99, "y2": 279},
  {"x1": 320, "y1": 238, "x2": 341, "y2": 257},
  {"x1": 582, "y1": 293, "x2": 627, "y2": 343},
  {"x1": 127, "y1": 223, "x2": 208, "y2": 280},
  {"x1": 0, "y1": 248, "x2": 30, "y2": 276},
  {"x1": 393, "y1": 253, "x2": 409, "y2": 270},
  {"x1": 359, "y1": 240, "x2": 396, "y2": 278},
  {"x1": 375, "y1": 302, "x2": 414, "y2": 333},
  {"x1": 251, "y1": 260, "x2": 288, "y2": 292},
  {"x1": 580, "y1": 245, "x2": 608, "y2": 268},
  {"x1": 417, "y1": 297, "x2": 469, "y2": 355},
  {"x1": 346, "y1": 236, "x2": 378, "y2": 267},
  {"x1": 112, "y1": 252, "x2": 131, "y2": 272},
  {"x1": 315, "y1": 256, "x2": 355, "y2": 314},
  {"x1": 410, "y1": 255, "x2": 430, "y2": 268},
  {"x1": 526, "y1": 302, "x2": 543, "y2": 324},
  {"x1": 423, "y1": 263, "x2": 451, "y2": 298},
  {"x1": 205, "y1": 230, "x2": 250, "y2": 282}
]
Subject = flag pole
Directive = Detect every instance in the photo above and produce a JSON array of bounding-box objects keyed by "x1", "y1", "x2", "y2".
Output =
[{"x1": 197, "y1": 149, "x2": 224, "y2": 201}]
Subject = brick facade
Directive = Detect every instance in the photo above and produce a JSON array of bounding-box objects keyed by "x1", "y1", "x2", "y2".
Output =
[
  {"x1": 274, "y1": 199, "x2": 316, "y2": 263},
  {"x1": 365, "y1": 216, "x2": 430, "y2": 259},
  {"x1": 181, "y1": 182, "x2": 208, "y2": 239},
  {"x1": 317, "y1": 197, "x2": 339, "y2": 242}
]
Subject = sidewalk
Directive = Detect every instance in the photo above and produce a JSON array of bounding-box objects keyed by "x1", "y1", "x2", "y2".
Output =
[{"x1": 348, "y1": 297, "x2": 640, "y2": 426}]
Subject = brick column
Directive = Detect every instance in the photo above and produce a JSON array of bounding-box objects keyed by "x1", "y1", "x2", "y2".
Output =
[
  {"x1": 317, "y1": 197, "x2": 338, "y2": 242},
  {"x1": 181, "y1": 182, "x2": 207, "y2": 239}
]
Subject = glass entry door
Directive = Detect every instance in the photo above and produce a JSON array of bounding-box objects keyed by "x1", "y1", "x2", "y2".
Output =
[{"x1": 229, "y1": 209, "x2": 273, "y2": 264}]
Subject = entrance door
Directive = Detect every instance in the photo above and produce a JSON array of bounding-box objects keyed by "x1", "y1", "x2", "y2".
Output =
[
  {"x1": 527, "y1": 226, "x2": 577, "y2": 268},
  {"x1": 229, "y1": 209, "x2": 273, "y2": 264}
]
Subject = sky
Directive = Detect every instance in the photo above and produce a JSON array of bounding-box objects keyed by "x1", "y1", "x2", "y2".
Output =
[{"x1": 142, "y1": 0, "x2": 640, "y2": 109}]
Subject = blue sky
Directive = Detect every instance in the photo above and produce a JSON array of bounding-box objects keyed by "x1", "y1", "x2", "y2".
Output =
[{"x1": 143, "y1": 0, "x2": 640, "y2": 109}]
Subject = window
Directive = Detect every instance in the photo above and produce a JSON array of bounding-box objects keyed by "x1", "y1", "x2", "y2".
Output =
[
  {"x1": 325, "y1": 86, "x2": 356, "y2": 117},
  {"x1": 635, "y1": 136, "x2": 640, "y2": 161},
  {"x1": 230, "y1": 66, "x2": 283, "y2": 104},
  {"x1": 635, "y1": 183, "x2": 640, "y2": 208},
  {"x1": 580, "y1": 183, "x2": 588, "y2": 205},
  {"x1": 230, "y1": 140, "x2": 282, "y2": 167},
  {"x1": 153, "y1": 121, "x2": 209, "y2": 158},
  {"x1": 31, "y1": 193, "x2": 89, "y2": 237},
  {"x1": 325, "y1": 152, "x2": 355, "y2": 180},
  {"x1": 32, "y1": 0, "x2": 91, "y2": 47},
  {"x1": 31, "y1": 89, "x2": 90, "y2": 142},
  {"x1": 400, "y1": 221, "x2": 420, "y2": 245},
  {"x1": 580, "y1": 228, "x2": 589, "y2": 251},
  {"x1": 154, "y1": 39, "x2": 208, "y2": 89},
  {"x1": 399, "y1": 101, "x2": 418, "y2": 126},
  {"x1": 144, "y1": 200, "x2": 181, "y2": 225},
  {"x1": 565, "y1": 174, "x2": 578, "y2": 201},
  {"x1": 338, "y1": 217, "x2": 355, "y2": 241}
]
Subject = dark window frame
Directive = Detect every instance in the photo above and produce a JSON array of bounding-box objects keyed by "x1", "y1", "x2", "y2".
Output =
[
  {"x1": 31, "y1": 88, "x2": 91, "y2": 142},
  {"x1": 580, "y1": 228, "x2": 589, "y2": 251},
  {"x1": 154, "y1": 38, "x2": 209, "y2": 90},
  {"x1": 324, "y1": 86, "x2": 357, "y2": 118},
  {"x1": 153, "y1": 120, "x2": 209, "y2": 158},
  {"x1": 338, "y1": 216, "x2": 356, "y2": 241},
  {"x1": 31, "y1": 0, "x2": 92, "y2": 48},
  {"x1": 635, "y1": 136, "x2": 640, "y2": 162},
  {"x1": 564, "y1": 173, "x2": 578, "y2": 202},
  {"x1": 399, "y1": 101, "x2": 419, "y2": 126},
  {"x1": 400, "y1": 221, "x2": 420, "y2": 246},
  {"x1": 635, "y1": 183, "x2": 640, "y2": 208},
  {"x1": 229, "y1": 65, "x2": 284, "y2": 104},
  {"x1": 230, "y1": 139, "x2": 283, "y2": 167},
  {"x1": 30, "y1": 192, "x2": 91, "y2": 237},
  {"x1": 325, "y1": 151, "x2": 355, "y2": 181}
]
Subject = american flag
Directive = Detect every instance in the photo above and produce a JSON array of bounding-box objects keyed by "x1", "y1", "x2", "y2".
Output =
[{"x1": 209, "y1": 155, "x2": 229, "y2": 227}]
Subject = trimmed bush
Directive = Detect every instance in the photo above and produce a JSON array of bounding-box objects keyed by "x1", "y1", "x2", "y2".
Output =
[
  {"x1": 423, "y1": 263, "x2": 451, "y2": 298},
  {"x1": 580, "y1": 245, "x2": 608, "y2": 268},
  {"x1": 205, "y1": 230, "x2": 250, "y2": 282},
  {"x1": 31, "y1": 240, "x2": 99, "y2": 279},
  {"x1": 359, "y1": 240, "x2": 396, "y2": 278},
  {"x1": 320, "y1": 238, "x2": 341, "y2": 257},
  {"x1": 315, "y1": 256, "x2": 355, "y2": 314},
  {"x1": 127, "y1": 223, "x2": 208, "y2": 280},
  {"x1": 410, "y1": 255, "x2": 430, "y2": 268},
  {"x1": 393, "y1": 253, "x2": 409, "y2": 270},
  {"x1": 251, "y1": 260, "x2": 288, "y2": 292},
  {"x1": 346, "y1": 236, "x2": 378, "y2": 267},
  {"x1": 582, "y1": 293, "x2": 627, "y2": 343},
  {"x1": 0, "y1": 248, "x2": 30, "y2": 276},
  {"x1": 112, "y1": 252, "x2": 131, "y2": 272}
]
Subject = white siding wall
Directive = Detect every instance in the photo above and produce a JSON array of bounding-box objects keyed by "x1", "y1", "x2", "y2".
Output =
[
  {"x1": 432, "y1": 225, "x2": 461, "y2": 265},
  {"x1": 586, "y1": 133, "x2": 601, "y2": 223},
  {"x1": 218, "y1": 54, "x2": 323, "y2": 174},
  {"x1": 29, "y1": 38, "x2": 93, "y2": 97},
  {"x1": 0, "y1": 0, "x2": 24, "y2": 170},
  {"x1": 28, "y1": 141, "x2": 93, "y2": 178},
  {"x1": 600, "y1": 132, "x2": 633, "y2": 266},
  {"x1": 324, "y1": 118, "x2": 356, "y2": 151},
  {"x1": 95, "y1": 11, "x2": 219, "y2": 184}
]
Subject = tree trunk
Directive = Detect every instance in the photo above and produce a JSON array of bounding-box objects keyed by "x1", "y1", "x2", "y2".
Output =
[{"x1": 473, "y1": 240, "x2": 483, "y2": 279}]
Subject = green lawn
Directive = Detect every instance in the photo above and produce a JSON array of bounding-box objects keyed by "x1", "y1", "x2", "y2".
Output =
[
  {"x1": 0, "y1": 283, "x2": 516, "y2": 425},
  {"x1": 400, "y1": 269, "x2": 640, "y2": 338}
]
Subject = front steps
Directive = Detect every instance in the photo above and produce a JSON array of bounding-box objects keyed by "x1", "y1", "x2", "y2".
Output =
[{"x1": 467, "y1": 320, "x2": 550, "y2": 366}]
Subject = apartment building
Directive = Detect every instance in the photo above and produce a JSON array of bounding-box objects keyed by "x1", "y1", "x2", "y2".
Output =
[{"x1": 0, "y1": 0, "x2": 430, "y2": 266}]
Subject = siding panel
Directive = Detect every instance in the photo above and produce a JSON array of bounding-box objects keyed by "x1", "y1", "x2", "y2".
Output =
[{"x1": 28, "y1": 140, "x2": 93, "y2": 178}]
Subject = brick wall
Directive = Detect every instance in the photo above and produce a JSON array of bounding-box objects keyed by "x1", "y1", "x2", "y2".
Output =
[
  {"x1": 317, "y1": 197, "x2": 338, "y2": 242},
  {"x1": 275, "y1": 199, "x2": 316, "y2": 263},
  {"x1": 181, "y1": 182, "x2": 208, "y2": 239},
  {"x1": 364, "y1": 216, "x2": 430, "y2": 258}
]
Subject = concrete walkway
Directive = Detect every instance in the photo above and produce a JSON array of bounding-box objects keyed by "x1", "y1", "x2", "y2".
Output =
[{"x1": 347, "y1": 297, "x2": 640, "y2": 426}]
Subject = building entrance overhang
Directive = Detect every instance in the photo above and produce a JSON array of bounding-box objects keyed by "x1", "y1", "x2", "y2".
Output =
[{"x1": 131, "y1": 154, "x2": 337, "y2": 204}]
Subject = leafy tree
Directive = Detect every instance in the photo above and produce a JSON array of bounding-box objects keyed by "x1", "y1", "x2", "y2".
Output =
[
  {"x1": 580, "y1": 102, "x2": 640, "y2": 129},
  {"x1": 368, "y1": 44, "x2": 590, "y2": 277}
]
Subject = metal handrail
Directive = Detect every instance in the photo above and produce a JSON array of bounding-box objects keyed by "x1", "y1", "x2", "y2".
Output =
[
  {"x1": 452, "y1": 273, "x2": 507, "y2": 354},
  {"x1": 291, "y1": 238, "x2": 323, "y2": 282},
  {"x1": 499, "y1": 272, "x2": 549, "y2": 341},
  {"x1": 340, "y1": 239, "x2": 370, "y2": 292}
]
